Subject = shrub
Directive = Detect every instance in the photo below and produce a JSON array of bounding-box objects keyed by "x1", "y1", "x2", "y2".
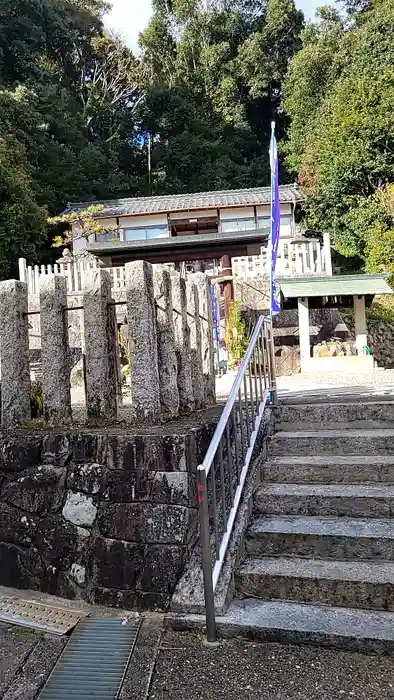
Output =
[{"x1": 30, "y1": 381, "x2": 43, "y2": 418}]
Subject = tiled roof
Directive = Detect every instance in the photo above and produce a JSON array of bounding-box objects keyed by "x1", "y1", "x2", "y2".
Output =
[
  {"x1": 278, "y1": 274, "x2": 392, "y2": 298},
  {"x1": 64, "y1": 185, "x2": 303, "y2": 218}
]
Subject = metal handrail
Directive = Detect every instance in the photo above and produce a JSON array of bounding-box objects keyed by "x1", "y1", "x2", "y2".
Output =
[{"x1": 197, "y1": 315, "x2": 277, "y2": 642}]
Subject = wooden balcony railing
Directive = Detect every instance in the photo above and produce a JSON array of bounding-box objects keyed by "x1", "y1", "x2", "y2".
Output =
[{"x1": 232, "y1": 237, "x2": 332, "y2": 279}]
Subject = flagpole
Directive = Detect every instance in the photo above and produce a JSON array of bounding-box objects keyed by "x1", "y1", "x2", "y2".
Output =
[
  {"x1": 268, "y1": 120, "x2": 277, "y2": 405},
  {"x1": 269, "y1": 120, "x2": 275, "y2": 324}
]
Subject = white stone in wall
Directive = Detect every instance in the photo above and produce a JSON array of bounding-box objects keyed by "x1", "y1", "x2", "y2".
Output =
[
  {"x1": 70, "y1": 563, "x2": 86, "y2": 585},
  {"x1": 62, "y1": 491, "x2": 97, "y2": 527}
]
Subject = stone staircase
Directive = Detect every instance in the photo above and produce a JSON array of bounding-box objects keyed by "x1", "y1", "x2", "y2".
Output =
[{"x1": 219, "y1": 399, "x2": 394, "y2": 651}]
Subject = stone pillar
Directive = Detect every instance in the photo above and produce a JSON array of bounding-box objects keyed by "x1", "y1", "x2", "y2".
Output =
[
  {"x1": 40, "y1": 275, "x2": 72, "y2": 425},
  {"x1": 19, "y1": 258, "x2": 27, "y2": 284},
  {"x1": 0, "y1": 280, "x2": 30, "y2": 426},
  {"x1": 298, "y1": 296, "x2": 310, "y2": 372},
  {"x1": 153, "y1": 265, "x2": 179, "y2": 421},
  {"x1": 191, "y1": 272, "x2": 216, "y2": 406},
  {"x1": 83, "y1": 269, "x2": 117, "y2": 424},
  {"x1": 186, "y1": 279, "x2": 205, "y2": 410},
  {"x1": 170, "y1": 271, "x2": 194, "y2": 414},
  {"x1": 125, "y1": 261, "x2": 160, "y2": 423},
  {"x1": 354, "y1": 295, "x2": 367, "y2": 356}
]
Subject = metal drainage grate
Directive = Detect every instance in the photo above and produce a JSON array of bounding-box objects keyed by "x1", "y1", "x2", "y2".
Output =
[
  {"x1": 38, "y1": 616, "x2": 141, "y2": 700},
  {"x1": 0, "y1": 596, "x2": 87, "y2": 635}
]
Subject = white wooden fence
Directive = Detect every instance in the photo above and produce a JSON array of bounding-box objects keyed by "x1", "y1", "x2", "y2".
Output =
[
  {"x1": 19, "y1": 257, "x2": 126, "y2": 295},
  {"x1": 19, "y1": 236, "x2": 332, "y2": 294},
  {"x1": 232, "y1": 237, "x2": 331, "y2": 279}
]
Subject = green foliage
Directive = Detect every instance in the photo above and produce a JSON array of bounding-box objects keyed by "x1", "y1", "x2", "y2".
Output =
[
  {"x1": 48, "y1": 204, "x2": 116, "y2": 247},
  {"x1": 140, "y1": 0, "x2": 304, "y2": 193},
  {"x1": 0, "y1": 136, "x2": 46, "y2": 278},
  {"x1": 226, "y1": 301, "x2": 249, "y2": 364},
  {"x1": 0, "y1": 0, "x2": 144, "y2": 275},
  {"x1": 367, "y1": 297, "x2": 394, "y2": 324},
  {"x1": 30, "y1": 381, "x2": 44, "y2": 418},
  {"x1": 283, "y1": 0, "x2": 394, "y2": 273},
  {"x1": 363, "y1": 185, "x2": 394, "y2": 283},
  {"x1": 0, "y1": 0, "x2": 305, "y2": 275}
]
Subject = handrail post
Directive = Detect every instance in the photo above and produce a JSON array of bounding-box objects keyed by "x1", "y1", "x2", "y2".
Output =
[
  {"x1": 197, "y1": 466, "x2": 217, "y2": 643},
  {"x1": 265, "y1": 319, "x2": 278, "y2": 406},
  {"x1": 196, "y1": 315, "x2": 276, "y2": 644},
  {"x1": 269, "y1": 321, "x2": 278, "y2": 406}
]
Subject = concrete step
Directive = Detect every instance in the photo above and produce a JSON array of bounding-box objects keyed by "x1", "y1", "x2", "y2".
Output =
[
  {"x1": 277, "y1": 420, "x2": 394, "y2": 432},
  {"x1": 272, "y1": 429, "x2": 394, "y2": 456},
  {"x1": 278, "y1": 401, "x2": 394, "y2": 428},
  {"x1": 235, "y1": 557, "x2": 394, "y2": 611},
  {"x1": 264, "y1": 455, "x2": 394, "y2": 484},
  {"x1": 278, "y1": 391, "x2": 394, "y2": 406},
  {"x1": 254, "y1": 483, "x2": 394, "y2": 518},
  {"x1": 246, "y1": 516, "x2": 394, "y2": 560},
  {"x1": 171, "y1": 599, "x2": 394, "y2": 653}
]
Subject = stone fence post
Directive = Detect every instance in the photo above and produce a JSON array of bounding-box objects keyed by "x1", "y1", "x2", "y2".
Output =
[
  {"x1": 0, "y1": 280, "x2": 30, "y2": 426},
  {"x1": 186, "y1": 278, "x2": 205, "y2": 410},
  {"x1": 170, "y1": 271, "x2": 194, "y2": 415},
  {"x1": 153, "y1": 265, "x2": 179, "y2": 421},
  {"x1": 83, "y1": 269, "x2": 118, "y2": 425},
  {"x1": 126, "y1": 261, "x2": 160, "y2": 424},
  {"x1": 40, "y1": 275, "x2": 72, "y2": 425},
  {"x1": 190, "y1": 273, "x2": 216, "y2": 406}
]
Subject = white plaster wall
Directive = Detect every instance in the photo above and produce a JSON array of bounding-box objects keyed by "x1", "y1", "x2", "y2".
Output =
[
  {"x1": 256, "y1": 203, "x2": 292, "y2": 217},
  {"x1": 119, "y1": 214, "x2": 168, "y2": 228},
  {"x1": 219, "y1": 206, "x2": 255, "y2": 221}
]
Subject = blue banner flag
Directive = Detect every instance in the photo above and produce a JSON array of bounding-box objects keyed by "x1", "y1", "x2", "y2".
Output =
[
  {"x1": 269, "y1": 121, "x2": 281, "y2": 315},
  {"x1": 134, "y1": 132, "x2": 149, "y2": 148}
]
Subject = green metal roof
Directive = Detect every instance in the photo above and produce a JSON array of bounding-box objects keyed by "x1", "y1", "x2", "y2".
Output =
[{"x1": 278, "y1": 274, "x2": 392, "y2": 299}]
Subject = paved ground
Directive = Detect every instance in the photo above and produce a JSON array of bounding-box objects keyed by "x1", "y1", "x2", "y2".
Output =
[
  {"x1": 216, "y1": 369, "x2": 394, "y2": 406},
  {"x1": 0, "y1": 623, "x2": 65, "y2": 699},
  {"x1": 4, "y1": 617, "x2": 394, "y2": 700},
  {"x1": 147, "y1": 629, "x2": 394, "y2": 700},
  {"x1": 277, "y1": 370, "x2": 394, "y2": 401}
]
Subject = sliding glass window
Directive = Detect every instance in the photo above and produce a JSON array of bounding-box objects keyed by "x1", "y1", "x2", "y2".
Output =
[
  {"x1": 124, "y1": 225, "x2": 169, "y2": 241},
  {"x1": 221, "y1": 218, "x2": 256, "y2": 233}
]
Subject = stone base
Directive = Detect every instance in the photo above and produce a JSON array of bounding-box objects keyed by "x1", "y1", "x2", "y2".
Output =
[
  {"x1": 302, "y1": 356, "x2": 375, "y2": 372},
  {"x1": 0, "y1": 409, "x2": 220, "y2": 610}
]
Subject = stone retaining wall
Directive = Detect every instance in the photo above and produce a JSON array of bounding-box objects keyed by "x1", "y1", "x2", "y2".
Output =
[
  {"x1": 342, "y1": 312, "x2": 394, "y2": 369},
  {"x1": 0, "y1": 418, "x2": 217, "y2": 610}
]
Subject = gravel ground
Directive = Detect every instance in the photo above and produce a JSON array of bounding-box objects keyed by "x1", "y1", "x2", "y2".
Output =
[{"x1": 148, "y1": 630, "x2": 394, "y2": 700}]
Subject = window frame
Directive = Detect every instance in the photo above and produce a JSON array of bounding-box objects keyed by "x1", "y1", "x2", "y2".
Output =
[
  {"x1": 220, "y1": 217, "x2": 256, "y2": 233},
  {"x1": 123, "y1": 224, "x2": 169, "y2": 242}
]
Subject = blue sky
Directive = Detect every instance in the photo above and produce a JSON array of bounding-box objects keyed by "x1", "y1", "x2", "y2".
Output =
[{"x1": 104, "y1": 0, "x2": 322, "y2": 51}]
